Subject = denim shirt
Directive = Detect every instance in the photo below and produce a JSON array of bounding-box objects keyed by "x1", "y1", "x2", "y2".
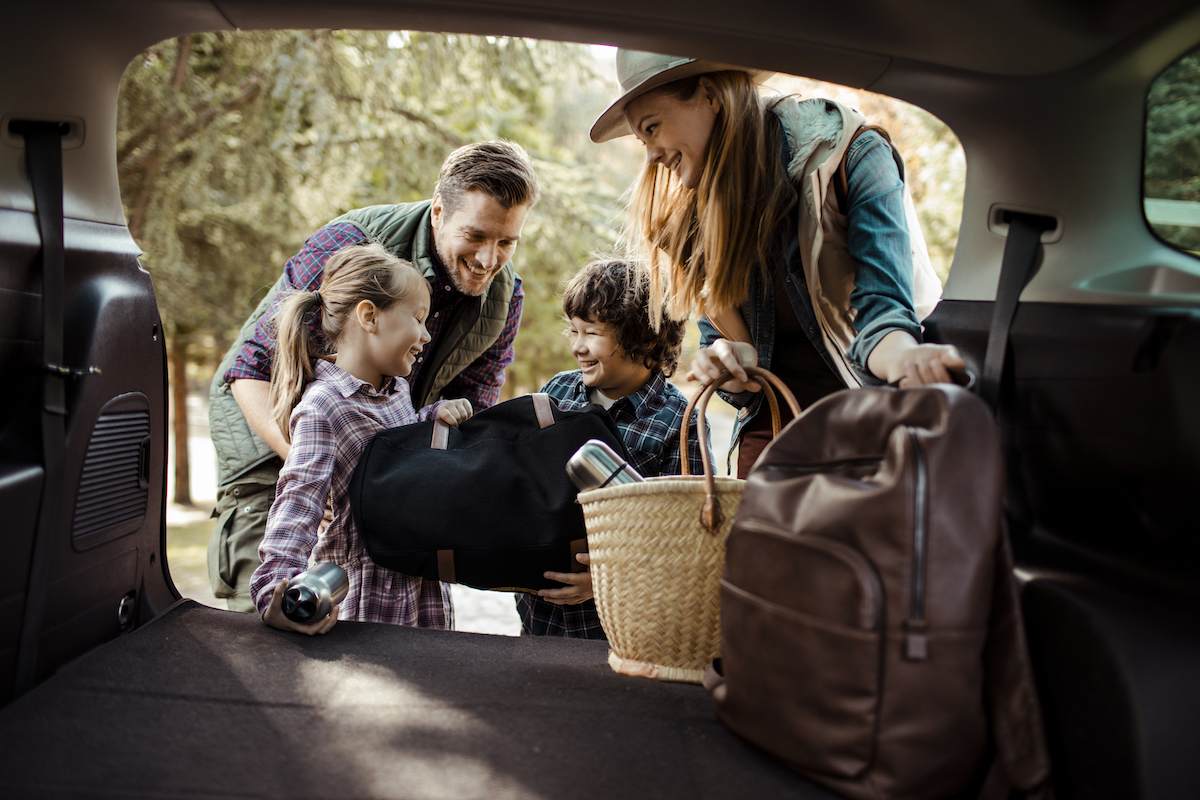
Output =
[{"x1": 699, "y1": 127, "x2": 920, "y2": 448}]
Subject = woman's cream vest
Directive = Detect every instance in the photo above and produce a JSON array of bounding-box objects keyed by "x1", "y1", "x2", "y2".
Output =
[{"x1": 772, "y1": 95, "x2": 942, "y2": 387}]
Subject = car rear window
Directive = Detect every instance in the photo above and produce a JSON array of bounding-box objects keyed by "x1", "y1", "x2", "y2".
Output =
[{"x1": 1144, "y1": 45, "x2": 1200, "y2": 256}]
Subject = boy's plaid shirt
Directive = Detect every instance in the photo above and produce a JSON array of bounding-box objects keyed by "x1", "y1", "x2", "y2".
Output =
[{"x1": 515, "y1": 369, "x2": 712, "y2": 639}]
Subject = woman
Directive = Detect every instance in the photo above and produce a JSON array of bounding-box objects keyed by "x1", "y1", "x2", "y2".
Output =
[{"x1": 591, "y1": 49, "x2": 965, "y2": 476}]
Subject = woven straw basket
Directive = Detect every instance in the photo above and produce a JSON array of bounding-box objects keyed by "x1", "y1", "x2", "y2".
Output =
[{"x1": 579, "y1": 367, "x2": 800, "y2": 683}]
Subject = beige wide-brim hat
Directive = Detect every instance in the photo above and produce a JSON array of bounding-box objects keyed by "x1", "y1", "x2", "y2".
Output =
[{"x1": 590, "y1": 49, "x2": 770, "y2": 143}]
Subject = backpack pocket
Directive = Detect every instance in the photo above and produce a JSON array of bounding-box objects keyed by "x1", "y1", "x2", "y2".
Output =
[{"x1": 716, "y1": 520, "x2": 884, "y2": 780}]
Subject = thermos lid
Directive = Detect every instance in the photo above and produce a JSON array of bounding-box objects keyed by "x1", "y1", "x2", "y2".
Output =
[
  {"x1": 282, "y1": 586, "x2": 318, "y2": 623},
  {"x1": 566, "y1": 439, "x2": 641, "y2": 491}
]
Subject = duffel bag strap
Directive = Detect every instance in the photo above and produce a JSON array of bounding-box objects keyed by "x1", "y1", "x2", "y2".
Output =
[
  {"x1": 532, "y1": 393, "x2": 555, "y2": 428},
  {"x1": 437, "y1": 549, "x2": 456, "y2": 584}
]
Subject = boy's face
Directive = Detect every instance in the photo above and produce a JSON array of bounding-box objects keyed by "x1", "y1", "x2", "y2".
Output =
[{"x1": 567, "y1": 316, "x2": 653, "y2": 401}]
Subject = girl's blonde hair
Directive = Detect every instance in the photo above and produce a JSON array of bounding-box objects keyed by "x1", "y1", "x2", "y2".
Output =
[
  {"x1": 624, "y1": 71, "x2": 796, "y2": 328},
  {"x1": 269, "y1": 242, "x2": 425, "y2": 441}
]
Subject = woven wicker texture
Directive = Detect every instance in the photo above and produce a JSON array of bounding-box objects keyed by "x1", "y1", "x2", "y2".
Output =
[
  {"x1": 580, "y1": 476, "x2": 744, "y2": 683},
  {"x1": 579, "y1": 367, "x2": 798, "y2": 684}
]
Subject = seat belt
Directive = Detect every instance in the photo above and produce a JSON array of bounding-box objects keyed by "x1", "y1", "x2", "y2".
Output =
[
  {"x1": 12, "y1": 120, "x2": 69, "y2": 698},
  {"x1": 976, "y1": 211, "x2": 1059, "y2": 800},
  {"x1": 980, "y1": 213, "x2": 1056, "y2": 411}
]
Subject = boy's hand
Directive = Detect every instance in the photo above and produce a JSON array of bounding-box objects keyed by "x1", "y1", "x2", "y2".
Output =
[
  {"x1": 262, "y1": 578, "x2": 339, "y2": 635},
  {"x1": 539, "y1": 553, "x2": 593, "y2": 605},
  {"x1": 686, "y1": 340, "x2": 761, "y2": 393},
  {"x1": 437, "y1": 399, "x2": 473, "y2": 426}
]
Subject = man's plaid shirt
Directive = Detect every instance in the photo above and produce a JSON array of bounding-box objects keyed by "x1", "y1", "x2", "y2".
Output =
[{"x1": 516, "y1": 369, "x2": 712, "y2": 639}]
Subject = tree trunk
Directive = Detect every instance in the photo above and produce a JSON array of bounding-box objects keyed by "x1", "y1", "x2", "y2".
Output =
[{"x1": 170, "y1": 335, "x2": 191, "y2": 506}]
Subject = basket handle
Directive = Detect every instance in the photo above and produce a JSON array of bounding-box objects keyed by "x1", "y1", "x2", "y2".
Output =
[{"x1": 679, "y1": 366, "x2": 802, "y2": 531}]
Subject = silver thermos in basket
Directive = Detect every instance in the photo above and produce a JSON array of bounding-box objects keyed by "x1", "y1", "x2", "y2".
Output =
[
  {"x1": 567, "y1": 439, "x2": 645, "y2": 491},
  {"x1": 282, "y1": 563, "x2": 349, "y2": 623}
]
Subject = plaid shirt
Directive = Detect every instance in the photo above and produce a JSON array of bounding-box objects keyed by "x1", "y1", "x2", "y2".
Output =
[
  {"x1": 516, "y1": 369, "x2": 712, "y2": 639},
  {"x1": 250, "y1": 359, "x2": 453, "y2": 627},
  {"x1": 226, "y1": 221, "x2": 523, "y2": 411}
]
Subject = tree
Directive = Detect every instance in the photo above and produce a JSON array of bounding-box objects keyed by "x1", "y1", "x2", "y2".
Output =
[{"x1": 1145, "y1": 48, "x2": 1200, "y2": 252}]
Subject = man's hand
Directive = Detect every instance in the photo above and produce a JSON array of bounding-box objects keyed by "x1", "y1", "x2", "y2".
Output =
[
  {"x1": 437, "y1": 399, "x2": 473, "y2": 426},
  {"x1": 685, "y1": 340, "x2": 761, "y2": 393},
  {"x1": 261, "y1": 578, "x2": 339, "y2": 635},
  {"x1": 230, "y1": 378, "x2": 291, "y2": 458},
  {"x1": 539, "y1": 553, "x2": 593, "y2": 605}
]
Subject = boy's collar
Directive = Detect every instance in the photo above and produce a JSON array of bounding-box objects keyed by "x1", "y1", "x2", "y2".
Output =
[{"x1": 578, "y1": 368, "x2": 667, "y2": 411}]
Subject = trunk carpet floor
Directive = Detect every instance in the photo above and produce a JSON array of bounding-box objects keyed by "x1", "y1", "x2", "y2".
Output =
[{"x1": 0, "y1": 600, "x2": 837, "y2": 799}]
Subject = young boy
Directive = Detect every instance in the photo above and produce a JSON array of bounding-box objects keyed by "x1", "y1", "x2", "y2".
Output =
[{"x1": 516, "y1": 258, "x2": 712, "y2": 639}]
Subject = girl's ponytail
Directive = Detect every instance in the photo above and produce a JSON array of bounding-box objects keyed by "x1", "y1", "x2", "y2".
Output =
[
  {"x1": 267, "y1": 242, "x2": 425, "y2": 442},
  {"x1": 270, "y1": 289, "x2": 324, "y2": 442}
]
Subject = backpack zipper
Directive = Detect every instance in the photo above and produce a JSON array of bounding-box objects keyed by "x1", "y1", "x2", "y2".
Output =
[
  {"x1": 904, "y1": 428, "x2": 930, "y2": 661},
  {"x1": 755, "y1": 457, "x2": 883, "y2": 476}
]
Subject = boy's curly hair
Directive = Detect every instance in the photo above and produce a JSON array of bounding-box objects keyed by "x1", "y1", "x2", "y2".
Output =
[{"x1": 562, "y1": 259, "x2": 686, "y2": 376}]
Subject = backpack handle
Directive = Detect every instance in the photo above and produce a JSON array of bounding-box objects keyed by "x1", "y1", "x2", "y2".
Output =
[{"x1": 680, "y1": 366, "x2": 802, "y2": 530}]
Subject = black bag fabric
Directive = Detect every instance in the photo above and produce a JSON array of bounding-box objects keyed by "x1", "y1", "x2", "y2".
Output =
[{"x1": 349, "y1": 393, "x2": 631, "y2": 592}]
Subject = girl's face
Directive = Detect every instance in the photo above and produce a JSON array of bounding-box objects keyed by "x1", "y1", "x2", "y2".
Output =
[
  {"x1": 567, "y1": 316, "x2": 652, "y2": 400},
  {"x1": 624, "y1": 79, "x2": 722, "y2": 190},
  {"x1": 369, "y1": 281, "x2": 432, "y2": 380}
]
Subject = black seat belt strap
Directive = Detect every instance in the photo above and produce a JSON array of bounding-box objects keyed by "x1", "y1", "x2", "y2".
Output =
[
  {"x1": 979, "y1": 213, "x2": 1055, "y2": 411},
  {"x1": 12, "y1": 120, "x2": 69, "y2": 698}
]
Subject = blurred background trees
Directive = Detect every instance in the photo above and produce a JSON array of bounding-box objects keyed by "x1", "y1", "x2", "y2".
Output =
[
  {"x1": 116, "y1": 32, "x2": 965, "y2": 504},
  {"x1": 1145, "y1": 46, "x2": 1200, "y2": 253}
]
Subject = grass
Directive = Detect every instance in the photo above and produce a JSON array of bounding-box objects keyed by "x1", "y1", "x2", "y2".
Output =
[{"x1": 165, "y1": 516, "x2": 222, "y2": 608}]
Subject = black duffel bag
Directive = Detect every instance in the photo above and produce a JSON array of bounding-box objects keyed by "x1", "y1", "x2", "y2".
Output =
[{"x1": 348, "y1": 393, "x2": 631, "y2": 592}]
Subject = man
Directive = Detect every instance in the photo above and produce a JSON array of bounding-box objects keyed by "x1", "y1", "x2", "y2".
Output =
[{"x1": 206, "y1": 140, "x2": 539, "y2": 612}]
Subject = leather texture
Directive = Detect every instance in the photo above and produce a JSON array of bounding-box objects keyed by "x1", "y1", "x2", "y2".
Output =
[{"x1": 711, "y1": 384, "x2": 1051, "y2": 799}]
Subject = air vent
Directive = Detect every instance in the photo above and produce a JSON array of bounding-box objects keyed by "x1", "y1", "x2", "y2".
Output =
[{"x1": 73, "y1": 395, "x2": 151, "y2": 546}]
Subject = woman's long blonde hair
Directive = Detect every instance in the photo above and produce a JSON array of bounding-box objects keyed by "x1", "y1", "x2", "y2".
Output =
[
  {"x1": 624, "y1": 71, "x2": 796, "y2": 328},
  {"x1": 268, "y1": 243, "x2": 425, "y2": 442}
]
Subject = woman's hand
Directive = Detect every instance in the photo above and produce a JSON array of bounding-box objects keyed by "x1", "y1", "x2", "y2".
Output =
[
  {"x1": 539, "y1": 553, "x2": 594, "y2": 605},
  {"x1": 686, "y1": 339, "x2": 761, "y2": 393},
  {"x1": 868, "y1": 331, "x2": 966, "y2": 387},
  {"x1": 437, "y1": 399, "x2": 473, "y2": 426},
  {"x1": 262, "y1": 578, "x2": 339, "y2": 635}
]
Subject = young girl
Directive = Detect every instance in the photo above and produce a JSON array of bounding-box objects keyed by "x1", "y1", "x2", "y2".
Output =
[{"x1": 249, "y1": 243, "x2": 473, "y2": 634}]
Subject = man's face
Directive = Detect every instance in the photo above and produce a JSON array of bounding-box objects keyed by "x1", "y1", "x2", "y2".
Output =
[{"x1": 430, "y1": 189, "x2": 529, "y2": 297}]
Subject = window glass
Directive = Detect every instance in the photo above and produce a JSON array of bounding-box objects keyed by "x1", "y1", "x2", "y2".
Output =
[{"x1": 1145, "y1": 47, "x2": 1200, "y2": 254}]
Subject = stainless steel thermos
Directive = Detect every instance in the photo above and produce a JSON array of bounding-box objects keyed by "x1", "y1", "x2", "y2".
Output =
[
  {"x1": 566, "y1": 439, "x2": 645, "y2": 491},
  {"x1": 282, "y1": 563, "x2": 349, "y2": 623}
]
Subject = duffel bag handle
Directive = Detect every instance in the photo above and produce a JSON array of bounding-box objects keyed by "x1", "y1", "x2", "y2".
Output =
[{"x1": 680, "y1": 366, "x2": 801, "y2": 531}]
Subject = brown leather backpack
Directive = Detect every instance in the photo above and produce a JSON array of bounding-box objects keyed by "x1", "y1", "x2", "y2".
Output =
[{"x1": 706, "y1": 379, "x2": 1051, "y2": 799}]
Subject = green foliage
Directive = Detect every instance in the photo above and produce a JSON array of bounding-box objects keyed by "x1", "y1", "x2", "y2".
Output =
[
  {"x1": 1145, "y1": 48, "x2": 1200, "y2": 252},
  {"x1": 118, "y1": 32, "x2": 641, "y2": 385}
]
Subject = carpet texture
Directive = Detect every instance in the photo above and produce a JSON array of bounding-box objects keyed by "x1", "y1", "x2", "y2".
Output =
[{"x1": 0, "y1": 601, "x2": 836, "y2": 799}]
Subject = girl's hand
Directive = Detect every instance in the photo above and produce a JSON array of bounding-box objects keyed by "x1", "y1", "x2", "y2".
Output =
[
  {"x1": 686, "y1": 339, "x2": 761, "y2": 393},
  {"x1": 539, "y1": 553, "x2": 594, "y2": 605},
  {"x1": 262, "y1": 578, "x2": 339, "y2": 635},
  {"x1": 437, "y1": 399, "x2": 473, "y2": 426}
]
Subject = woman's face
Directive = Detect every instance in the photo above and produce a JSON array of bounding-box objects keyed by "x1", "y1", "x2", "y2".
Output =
[{"x1": 624, "y1": 79, "x2": 722, "y2": 190}]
